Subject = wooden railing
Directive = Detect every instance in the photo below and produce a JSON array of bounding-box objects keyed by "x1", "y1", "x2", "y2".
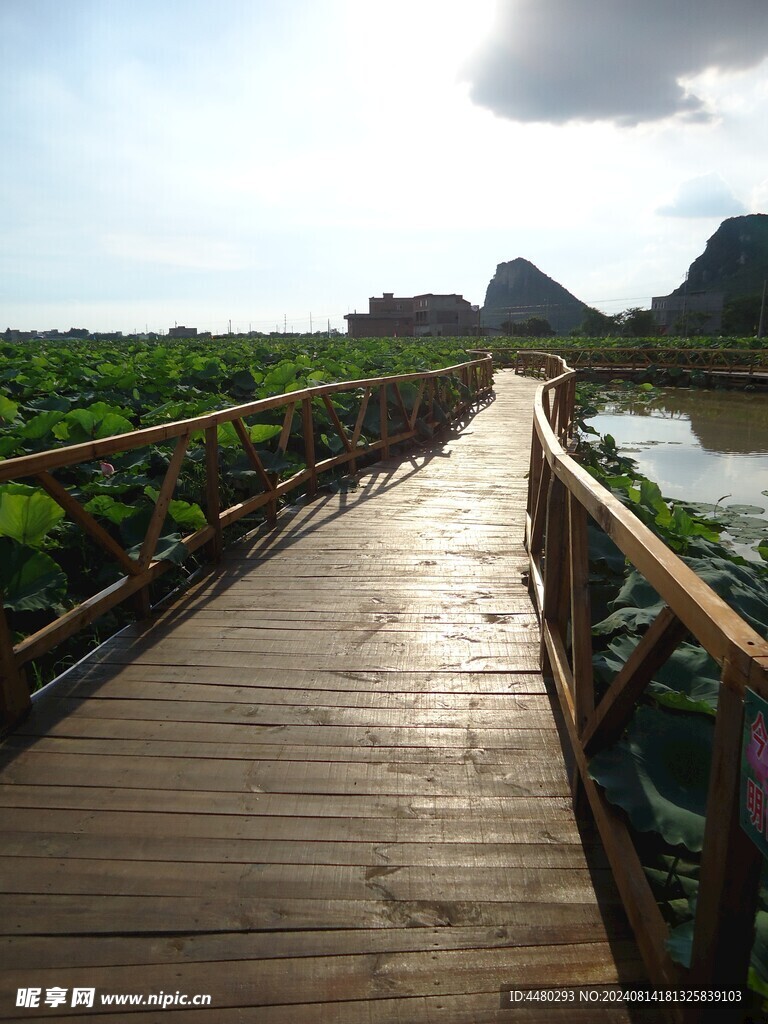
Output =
[
  {"x1": 508, "y1": 347, "x2": 768, "y2": 373},
  {"x1": 523, "y1": 351, "x2": 768, "y2": 1021},
  {"x1": 0, "y1": 354, "x2": 493, "y2": 729}
]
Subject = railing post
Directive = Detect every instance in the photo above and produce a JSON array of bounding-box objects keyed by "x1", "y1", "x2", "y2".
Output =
[
  {"x1": 686, "y1": 666, "x2": 764, "y2": 1020},
  {"x1": 541, "y1": 474, "x2": 569, "y2": 676},
  {"x1": 0, "y1": 599, "x2": 29, "y2": 731},
  {"x1": 204, "y1": 426, "x2": 224, "y2": 557},
  {"x1": 302, "y1": 397, "x2": 317, "y2": 498},
  {"x1": 568, "y1": 493, "x2": 593, "y2": 735},
  {"x1": 379, "y1": 384, "x2": 390, "y2": 459}
]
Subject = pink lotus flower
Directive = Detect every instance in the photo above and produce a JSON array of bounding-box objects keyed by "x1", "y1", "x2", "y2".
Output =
[{"x1": 100, "y1": 462, "x2": 115, "y2": 477}]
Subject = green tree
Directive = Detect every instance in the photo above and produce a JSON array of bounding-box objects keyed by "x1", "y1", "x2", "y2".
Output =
[
  {"x1": 503, "y1": 316, "x2": 555, "y2": 337},
  {"x1": 579, "y1": 306, "x2": 617, "y2": 337},
  {"x1": 722, "y1": 294, "x2": 762, "y2": 335},
  {"x1": 616, "y1": 307, "x2": 657, "y2": 338}
]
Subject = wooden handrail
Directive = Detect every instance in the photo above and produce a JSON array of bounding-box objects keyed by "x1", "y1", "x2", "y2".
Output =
[
  {"x1": 0, "y1": 354, "x2": 493, "y2": 729},
  {"x1": 507, "y1": 347, "x2": 768, "y2": 373},
  {"x1": 521, "y1": 350, "x2": 768, "y2": 1020}
]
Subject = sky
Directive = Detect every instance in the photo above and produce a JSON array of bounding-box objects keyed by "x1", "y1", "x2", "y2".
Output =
[{"x1": 2, "y1": 0, "x2": 768, "y2": 335}]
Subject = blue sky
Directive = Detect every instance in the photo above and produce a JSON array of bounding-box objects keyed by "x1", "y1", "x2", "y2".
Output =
[{"x1": 2, "y1": 0, "x2": 768, "y2": 333}]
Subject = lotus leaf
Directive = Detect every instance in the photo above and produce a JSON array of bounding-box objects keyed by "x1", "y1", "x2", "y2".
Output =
[
  {"x1": 726, "y1": 504, "x2": 766, "y2": 516},
  {"x1": 667, "y1": 910, "x2": 768, "y2": 997},
  {"x1": 83, "y1": 495, "x2": 135, "y2": 524},
  {"x1": 589, "y1": 705, "x2": 713, "y2": 851},
  {"x1": 0, "y1": 538, "x2": 66, "y2": 611},
  {"x1": 248, "y1": 423, "x2": 282, "y2": 444},
  {"x1": 0, "y1": 483, "x2": 64, "y2": 547},
  {"x1": 0, "y1": 396, "x2": 19, "y2": 422}
]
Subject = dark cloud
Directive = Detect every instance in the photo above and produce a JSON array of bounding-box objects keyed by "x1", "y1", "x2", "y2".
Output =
[
  {"x1": 658, "y1": 174, "x2": 747, "y2": 217},
  {"x1": 465, "y1": 0, "x2": 768, "y2": 125}
]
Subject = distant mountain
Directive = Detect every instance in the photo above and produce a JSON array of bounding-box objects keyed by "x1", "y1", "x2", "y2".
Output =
[
  {"x1": 481, "y1": 258, "x2": 587, "y2": 334},
  {"x1": 671, "y1": 214, "x2": 768, "y2": 300}
]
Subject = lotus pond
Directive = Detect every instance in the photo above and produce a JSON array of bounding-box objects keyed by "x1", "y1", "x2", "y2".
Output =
[{"x1": 587, "y1": 386, "x2": 768, "y2": 561}]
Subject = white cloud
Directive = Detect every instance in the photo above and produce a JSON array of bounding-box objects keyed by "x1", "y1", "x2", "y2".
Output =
[{"x1": 657, "y1": 174, "x2": 747, "y2": 218}]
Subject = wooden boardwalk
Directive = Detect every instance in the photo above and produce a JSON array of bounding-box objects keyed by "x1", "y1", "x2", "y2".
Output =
[{"x1": 0, "y1": 370, "x2": 653, "y2": 1022}]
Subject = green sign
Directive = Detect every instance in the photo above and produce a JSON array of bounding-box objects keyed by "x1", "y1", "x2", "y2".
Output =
[{"x1": 741, "y1": 688, "x2": 768, "y2": 859}]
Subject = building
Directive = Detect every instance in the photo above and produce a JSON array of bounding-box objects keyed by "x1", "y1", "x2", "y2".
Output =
[
  {"x1": 344, "y1": 294, "x2": 415, "y2": 338},
  {"x1": 168, "y1": 325, "x2": 198, "y2": 338},
  {"x1": 651, "y1": 292, "x2": 724, "y2": 335},
  {"x1": 345, "y1": 292, "x2": 478, "y2": 338}
]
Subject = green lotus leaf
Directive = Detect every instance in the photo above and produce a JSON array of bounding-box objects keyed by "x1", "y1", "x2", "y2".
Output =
[
  {"x1": 214, "y1": 422, "x2": 234, "y2": 447},
  {"x1": 230, "y1": 369, "x2": 258, "y2": 394},
  {"x1": 257, "y1": 449, "x2": 292, "y2": 473},
  {"x1": 726, "y1": 504, "x2": 766, "y2": 516},
  {"x1": 667, "y1": 911, "x2": 768, "y2": 998},
  {"x1": 0, "y1": 483, "x2": 65, "y2": 547},
  {"x1": 684, "y1": 556, "x2": 768, "y2": 637},
  {"x1": 0, "y1": 538, "x2": 66, "y2": 611},
  {"x1": 84, "y1": 495, "x2": 136, "y2": 524},
  {"x1": 166, "y1": 500, "x2": 207, "y2": 531},
  {"x1": 666, "y1": 919, "x2": 695, "y2": 968},
  {"x1": 263, "y1": 361, "x2": 299, "y2": 389},
  {"x1": 19, "y1": 409, "x2": 66, "y2": 440},
  {"x1": 248, "y1": 423, "x2": 282, "y2": 444},
  {"x1": 589, "y1": 705, "x2": 713, "y2": 851},
  {"x1": 126, "y1": 532, "x2": 188, "y2": 565},
  {"x1": 0, "y1": 395, "x2": 19, "y2": 422},
  {"x1": 142, "y1": 487, "x2": 207, "y2": 531},
  {"x1": 321, "y1": 431, "x2": 345, "y2": 455},
  {"x1": 53, "y1": 405, "x2": 133, "y2": 443},
  {"x1": 592, "y1": 635, "x2": 719, "y2": 715}
]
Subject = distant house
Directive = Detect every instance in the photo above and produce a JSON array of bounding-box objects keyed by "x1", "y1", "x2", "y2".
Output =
[
  {"x1": 168, "y1": 326, "x2": 198, "y2": 337},
  {"x1": 345, "y1": 292, "x2": 478, "y2": 338},
  {"x1": 651, "y1": 292, "x2": 724, "y2": 335}
]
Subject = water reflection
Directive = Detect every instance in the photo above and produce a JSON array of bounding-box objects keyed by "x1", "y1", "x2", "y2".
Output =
[
  {"x1": 588, "y1": 389, "x2": 768, "y2": 557},
  {"x1": 599, "y1": 390, "x2": 768, "y2": 455}
]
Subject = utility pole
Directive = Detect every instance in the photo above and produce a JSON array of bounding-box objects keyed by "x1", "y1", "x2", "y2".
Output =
[
  {"x1": 284, "y1": 314, "x2": 287, "y2": 334},
  {"x1": 758, "y1": 279, "x2": 767, "y2": 340},
  {"x1": 309, "y1": 312, "x2": 313, "y2": 334}
]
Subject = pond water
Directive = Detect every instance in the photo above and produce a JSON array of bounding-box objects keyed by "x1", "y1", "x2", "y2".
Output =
[{"x1": 587, "y1": 388, "x2": 768, "y2": 559}]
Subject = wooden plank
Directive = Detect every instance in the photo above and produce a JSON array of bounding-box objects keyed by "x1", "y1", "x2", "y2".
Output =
[
  {"x1": 1, "y1": 831, "x2": 605, "y2": 869},
  {"x1": 0, "y1": 944, "x2": 648, "y2": 1016},
  {"x1": 12, "y1": 999, "x2": 657, "y2": 1024},
  {"x1": 7, "y1": 719, "x2": 571, "y2": 750},
  {"x1": 0, "y1": 806, "x2": 592, "y2": 846},
  {"x1": 0, "y1": 750, "x2": 573, "y2": 797},
  {"x1": 25, "y1": 678, "x2": 548, "y2": 708},
  {"x1": 0, "y1": 783, "x2": 577, "y2": 820},
  {"x1": 23, "y1": 698, "x2": 559, "y2": 731},
  {"x1": 0, "y1": 912, "x2": 629, "y2": 968}
]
